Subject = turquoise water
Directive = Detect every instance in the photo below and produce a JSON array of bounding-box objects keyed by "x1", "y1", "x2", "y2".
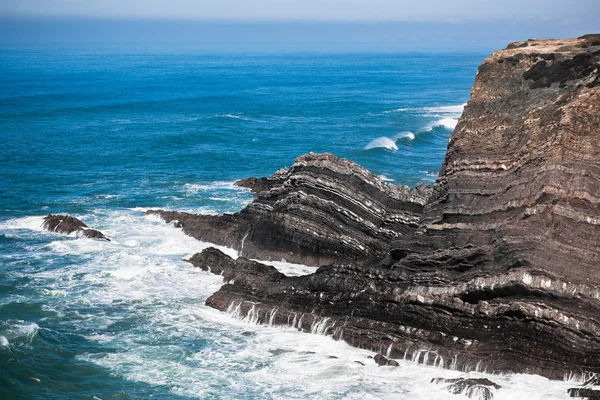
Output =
[{"x1": 0, "y1": 45, "x2": 575, "y2": 399}]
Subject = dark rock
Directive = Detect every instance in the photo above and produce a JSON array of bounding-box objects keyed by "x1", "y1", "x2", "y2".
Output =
[
  {"x1": 523, "y1": 53, "x2": 599, "y2": 88},
  {"x1": 373, "y1": 353, "x2": 387, "y2": 366},
  {"x1": 166, "y1": 36, "x2": 600, "y2": 380},
  {"x1": 42, "y1": 215, "x2": 110, "y2": 241},
  {"x1": 354, "y1": 361, "x2": 365, "y2": 366},
  {"x1": 568, "y1": 388, "x2": 600, "y2": 399},
  {"x1": 583, "y1": 375, "x2": 600, "y2": 386},
  {"x1": 373, "y1": 353, "x2": 398, "y2": 367},
  {"x1": 79, "y1": 228, "x2": 110, "y2": 241},
  {"x1": 432, "y1": 378, "x2": 501, "y2": 399},
  {"x1": 568, "y1": 375, "x2": 600, "y2": 399},
  {"x1": 186, "y1": 247, "x2": 237, "y2": 275},
  {"x1": 187, "y1": 247, "x2": 285, "y2": 288},
  {"x1": 234, "y1": 176, "x2": 279, "y2": 194},
  {"x1": 579, "y1": 34, "x2": 600, "y2": 47},
  {"x1": 42, "y1": 214, "x2": 87, "y2": 234},
  {"x1": 506, "y1": 41, "x2": 529, "y2": 50}
]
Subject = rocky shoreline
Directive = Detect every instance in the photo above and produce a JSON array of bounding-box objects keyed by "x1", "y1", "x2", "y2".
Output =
[{"x1": 149, "y1": 35, "x2": 600, "y2": 388}]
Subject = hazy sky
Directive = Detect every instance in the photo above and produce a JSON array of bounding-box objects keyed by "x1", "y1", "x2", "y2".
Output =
[
  {"x1": 1, "y1": 1, "x2": 598, "y2": 46},
  {"x1": 2, "y1": 0, "x2": 599, "y2": 22}
]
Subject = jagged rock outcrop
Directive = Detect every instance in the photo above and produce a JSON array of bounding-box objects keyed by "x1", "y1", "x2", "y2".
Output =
[
  {"x1": 42, "y1": 214, "x2": 110, "y2": 241},
  {"x1": 148, "y1": 153, "x2": 431, "y2": 266},
  {"x1": 431, "y1": 377, "x2": 501, "y2": 400},
  {"x1": 156, "y1": 36, "x2": 600, "y2": 379}
]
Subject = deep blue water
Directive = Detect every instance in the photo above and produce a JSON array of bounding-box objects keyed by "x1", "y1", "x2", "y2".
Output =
[
  {"x1": 2, "y1": 45, "x2": 573, "y2": 400},
  {"x1": 1, "y1": 45, "x2": 480, "y2": 218}
]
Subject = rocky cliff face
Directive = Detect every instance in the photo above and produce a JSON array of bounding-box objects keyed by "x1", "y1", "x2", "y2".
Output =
[{"x1": 152, "y1": 36, "x2": 600, "y2": 379}]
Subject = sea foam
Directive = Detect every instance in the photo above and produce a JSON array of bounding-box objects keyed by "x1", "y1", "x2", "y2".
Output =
[{"x1": 3, "y1": 209, "x2": 579, "y2": 399}]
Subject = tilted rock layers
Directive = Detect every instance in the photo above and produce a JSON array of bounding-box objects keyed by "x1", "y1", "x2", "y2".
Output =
[
  {"x1": 152, "y1": 36, "x2": 600, "y2": 379},
  {"x1": 148, "y1": 153, "x2": 431, "y2": 267}
]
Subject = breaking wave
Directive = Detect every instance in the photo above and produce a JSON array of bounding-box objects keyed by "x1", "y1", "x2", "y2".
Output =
[
  {"x1": 425, "y1": 117, "x2": 459, "y2": 131},
  {"x1": 364, "y1": 137, "x2": 399, "y2": 151},
  {"x1": 394, "y1": 131, "x2": 416, "y2": 140},
  {"x1": 363, "y1": 131, "x2": 416, "y2": 151}
]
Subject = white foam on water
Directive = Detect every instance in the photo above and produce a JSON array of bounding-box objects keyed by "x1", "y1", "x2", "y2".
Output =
[
  {"x1": 421, "y1": 103, "x2": 467, "y2": 115},
  {"x1": 425, "y1": 117, "x2": 459, "y2": 131},
  {"x1": 393, "y1": 103, "x2": 466, "y2": 117},
  {"x1": 0, "y1": 322, "x2": 40, "y2": 345},
  {"x1": 5, "y1": 209, "x2": 579, "y2": 399},
  {"x1": 179, "y1": 181, "x2": 254, "y2": 213},
  {"x1": 182, "y1": 181, "x2": 243, "y2": 195},
  {"x1": 394, "y1": 131, "x2": 416, "y2": 140},
  {"x1": 221, "y1": 113, "x2": 245, "y2": 120},
  {"x1": 217, "y1": 113, "x2": 266, "y2": 123},
  {"x1": 0, "y1": 216, "x2": 46, "y2": 232},
  {"x1": 364, "y1": 137, "x2": 398, "y2": 151},
  {"x1": 257, "y1": 259, "x2": 316, "y2": 277},
  {"x1": 378, "y1": 175, "x2": 394, "y2": 183}
]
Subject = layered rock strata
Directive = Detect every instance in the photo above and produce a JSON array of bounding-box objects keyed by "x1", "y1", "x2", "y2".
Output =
[
  {"x1": 148, "y1": 153, "x2": 430, "y2": 266},
  {"x1": 155, "y1": 36, "x2": 600, "y2": 379}
]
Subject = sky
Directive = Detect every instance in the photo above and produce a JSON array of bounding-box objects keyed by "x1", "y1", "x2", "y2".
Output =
[
  {"x1": 1, "y1": 0, "x2": 599, "y2": 47},
  {"x1": 2, "y1": 0, "x2": 598, "y2": 22}
]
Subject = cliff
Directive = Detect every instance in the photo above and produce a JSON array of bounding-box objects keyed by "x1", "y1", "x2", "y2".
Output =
[{"x1": 151, "y1": 35, "x2": 600, "y2": 379}]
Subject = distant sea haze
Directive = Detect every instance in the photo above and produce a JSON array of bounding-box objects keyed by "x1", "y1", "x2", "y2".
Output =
[{"x1": 3, "y1": 44, "x2": 571, "y2": 398}]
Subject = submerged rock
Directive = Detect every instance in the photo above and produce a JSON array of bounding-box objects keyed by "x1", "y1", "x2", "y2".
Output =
[
  {"x1": 373, "y1": 353, "x2": 399, "y2": 367},
  {"x1": 42, "y1": 215, "x2": 110, "y2": 241},
  {"x1": 431, "y1": 377, "x2": 501, "y2": 400},
  {"x1": 164, "y1": 35, "x2": 600, "y2": 379}
]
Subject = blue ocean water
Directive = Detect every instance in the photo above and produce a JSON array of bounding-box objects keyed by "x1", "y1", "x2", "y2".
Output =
[{"x1": 0, "y1": 45, "x2": 576, "y2": 399}]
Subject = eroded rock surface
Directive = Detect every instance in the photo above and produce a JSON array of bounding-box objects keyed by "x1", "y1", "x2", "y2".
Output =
[
  {"x1": 155, "y1": 36, "x2": 600, "y2": 379},
  {"x1": 42, "y1": 214, "x2": 110, "y2": 241}
]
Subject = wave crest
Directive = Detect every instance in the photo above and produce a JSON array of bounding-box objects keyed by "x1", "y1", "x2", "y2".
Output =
[
  {"x1": 394, "y1": 131, "x2": 416, "y2": 140},
  {"x1": 426, "y1": 117, "x2": 458, "y2": 131},
  {"x1": 364, "y1": 137, "x2": 398, "y2": 151}
]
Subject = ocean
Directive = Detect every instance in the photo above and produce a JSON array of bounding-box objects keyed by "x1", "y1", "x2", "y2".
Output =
[{"x1": 0, "y1": 44, "x2": 579, "y2": 399}]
